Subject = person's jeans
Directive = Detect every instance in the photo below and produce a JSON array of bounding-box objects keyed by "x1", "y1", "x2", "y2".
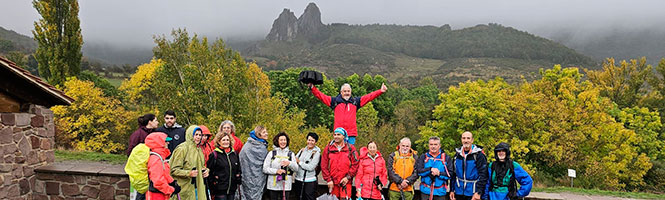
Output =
[
  {"x1": 213, "y1": 194, "x2": 235, "y2": 200},
  {"x1": 135, "y1": 192, "x2": 146, "y2": 200}
]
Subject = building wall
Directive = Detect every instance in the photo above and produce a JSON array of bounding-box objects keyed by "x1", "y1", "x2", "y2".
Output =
[{"x1": 0, "y1": 104, "x2": 55, "y2": 199}]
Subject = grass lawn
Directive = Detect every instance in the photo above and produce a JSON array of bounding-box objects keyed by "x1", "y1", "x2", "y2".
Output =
[
  {"x1": 55, "y1": 149, "x2": 127, "y2": 165},
  {"x1": 533, "y1": 186, "x2": 665, "y2": 199},
  {"x1": 106, "y1": 78, "x2": 124, "y2": 87}
]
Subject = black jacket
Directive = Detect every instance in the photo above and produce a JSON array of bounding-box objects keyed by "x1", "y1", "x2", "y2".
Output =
[
  {"x1": 155, "y1": 123, "x2": 186, "y2": 156},
  {"x1": 206, "y1": 148, "x2": 242, "y2": 195}
]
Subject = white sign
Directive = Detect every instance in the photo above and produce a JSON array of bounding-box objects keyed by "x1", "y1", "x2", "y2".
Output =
[{"x1": 568, "y1": 169, "x2": 576, "y2": 178}]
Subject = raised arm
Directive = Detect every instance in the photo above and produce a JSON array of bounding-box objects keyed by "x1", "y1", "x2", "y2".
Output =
[{"x1": 311, "y1": 86, "x2": 332, "y2": 107}]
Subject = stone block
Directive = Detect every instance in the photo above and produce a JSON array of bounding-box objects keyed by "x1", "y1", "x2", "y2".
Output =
[
  {"x1": 19, "y1": 178, "x2": 30, "y2": 195},
  {"x1": 23, "y1": 165, "x2": 34, "y2": 177},
  {"x1": 0, "y1": 127, "x2": 12, "y2": 144},
  {"x1": 36, "y1": 129, "x2": 47, "y2": 137},
  {"x1": 40, "y1": 138, "x2": 51, "y2": 150},
  {"x1": 38, "y1": 151, "x2": 47, "y2": 162},
  {"x1": 14, "y1": 156, "x2": 25, "y2": 164},
  {"x1": 117, "y1": 179, "x2": 130, "y2": 188},
  {"x1": 88, "y1": 180, "x2": 99, "y2": 185},
  {"x1": 6, "y1": 184, "x2": 19, "y2": 197},
  {"x1": 34, "y1": 179, "x2": 44, "y2": 194},
  {"x1": 1, "y1": 113, "x2": 15, "y2": 126},
  {"x1": 31, "y1": 115, "x2": 44, "y2": 127},
  {"x1": 109, "y1": 176, "x2": 121, "y2": 184},
  {"x1": 74, "y1": 175, "x2": 86, "y2": 185},
  {"x1": 99, "y1": 184, "x2": 115, "y2": 200},
  {"x1": 46, "y1": 151, "x2": 55, "y2": 163},
  {"x1": 30, "y1": 136, "x2": 40, "y2": 149},
  {"x1": 2, "y1": 144, "x2": 18, "y2": 155},
  {"x1": 27, "y1": 151, "x2": 39, "y2": 165},
  {"x1": 15, "y1": 113, "x2": 32, "y2": 127},
  {"x1": 81, "y1": 185, "x2": 99, "y2": 198},
  {"x1": 37, "y1": 172, "x2": 54, "y2": 180},
  {"x1": 61, "y1": 183, "x2": 80, "y2": 196},
  {"x1": 4, "y1": 154, "x2": 16, "y2": 163},
  {"x1": 12, "y1": 165, "x2": 23, "y2": 178},
  {"x1": 13, "y1": 133, "x2": 22, "y2": 143},
  {"x1": 0, "y1": 163, "x2": 12, "y2": 172},
  {"x1": 0, "y1": 186, "x2": 5, "y2": 199},
  {"x1": 45, "y1": 181, "x2": 60, "y2": 195},
  {"x1": 17, "y1": 137, "x2": 32, "y2": 158},
  {"x1": 32, "y1": 194, "x2": 47, "y2": 200},
  {"x1": 54, "y1": 174, "x2": 74, "y2": 183}
]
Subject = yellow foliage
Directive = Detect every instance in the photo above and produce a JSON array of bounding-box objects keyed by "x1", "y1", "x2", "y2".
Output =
[
  {"x1": 53, "y1": 78, "x2": 135, "y2": 153},
  {"x1": 120, "y1": 59, "x2": 163, "y2": 105}
]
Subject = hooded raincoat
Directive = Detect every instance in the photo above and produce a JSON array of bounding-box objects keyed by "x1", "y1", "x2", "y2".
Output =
[
  {"x1": 239, "y1": 130, "x2": 269, "y2": 200},
  {"x1": 169, "y1": 125, "x2": 207, "y2": 200},
  {"x1": 146, "y1": 132, "x2": 175, "y2": 199}
]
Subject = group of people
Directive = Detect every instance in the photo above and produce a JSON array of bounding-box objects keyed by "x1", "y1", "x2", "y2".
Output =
[{"x1": 124, "y1": 83, "x2": 533, "y2": 200}]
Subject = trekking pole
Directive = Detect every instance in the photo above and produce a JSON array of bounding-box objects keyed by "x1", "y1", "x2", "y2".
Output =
[{"x1": 399, "y1": 188, "x2": 405, "y2": 200}]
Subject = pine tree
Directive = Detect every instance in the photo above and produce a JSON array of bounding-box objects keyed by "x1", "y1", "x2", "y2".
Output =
[{"x1": 32, "y1": 0, "x2": 83, "y2": 85}]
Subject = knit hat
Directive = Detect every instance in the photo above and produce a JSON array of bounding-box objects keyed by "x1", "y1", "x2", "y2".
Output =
[{"x1": 333, "y1": 127, "x2": 348, "y2": 143}]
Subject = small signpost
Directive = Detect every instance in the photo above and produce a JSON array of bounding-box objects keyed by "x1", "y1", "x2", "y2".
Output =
[{"x1": 568, "y1": 169, "x2": 576, "y2": 187}]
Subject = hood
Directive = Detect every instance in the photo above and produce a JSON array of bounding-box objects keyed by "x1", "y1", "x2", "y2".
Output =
[
  {"x1": 494, "y1": 142, "x2": 511, "y2": 161},
  {"x1": 456, "y1": 144, "x2": 484, "y2": 155},
  {"x1": 249, "y1": 130, "x2": 268, "y2": 144},
  {"x1": 185, "y1": 125, "x2": 201, "y2": 145},
  {"x1": 163, "y1": 123, "x2": 183, "y2": 129},
  {"x1": 359, "y1": 146, "x2": 382, "y2": 160},
  {"x1": 145, "y1": 132, "x2": 170, "y2": 158},
  {"x1": 200, "y1": 125, "x2": 212, "y2": 142}
]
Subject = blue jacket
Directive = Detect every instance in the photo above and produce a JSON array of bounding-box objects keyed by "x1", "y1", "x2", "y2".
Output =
[
  {"x1": 415, "y1": 150, "x2": 454, "y2": 196},
  {"x1": 482, "y1": 161, "x2": 532, "y2": 200},
  {"x1": 451, "y1": 145, "x2": 488, "y2": 196}
]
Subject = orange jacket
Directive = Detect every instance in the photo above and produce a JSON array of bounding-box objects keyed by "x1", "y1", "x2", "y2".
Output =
[{"x1": 146, "y1": 132, "x2": 175, "y2": 197}]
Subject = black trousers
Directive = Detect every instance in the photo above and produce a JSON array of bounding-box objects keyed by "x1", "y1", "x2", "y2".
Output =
[
  {"x1": 292, "y1": 180, "x2": 317, "y2": 200},
  {"x1": 270, "y1": 190, "x2": 290, "y2": 200},
  {"x1": 454, "y1": 194, "x2": 472, "y2": 200}
]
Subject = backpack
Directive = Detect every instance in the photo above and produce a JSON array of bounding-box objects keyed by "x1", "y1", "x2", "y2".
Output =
[
  {"x1": 124, "y1": 144, "x2": 151, "y2": 193},
  {"x1": 147, "y1": 152, "x2": 167, "y2": 193},
  {"x1": 324, "y1": 141, "x2": 358, "y2": 171},
  {"x1": 489, "y1": 161, "x2": 518, "y2": 200},
  {"x1": 297, "y1": 148, "x2": 321, "y2": 176},
  {"x1": 298, "y1": 70, "x2": 324, "y2": 85},
  {"x1": 271, "y1": 150, "x2": 294, "y2": 175}
]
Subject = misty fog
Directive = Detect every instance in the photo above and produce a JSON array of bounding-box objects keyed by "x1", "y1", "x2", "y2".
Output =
[{"x1": 2, "y1": 0, "x2": 664, "y2": 65}]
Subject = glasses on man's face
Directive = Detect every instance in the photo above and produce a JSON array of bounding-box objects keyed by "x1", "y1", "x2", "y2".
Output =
[{"x1": 165, "y1": 117, "x2": 175, "y2": 120}]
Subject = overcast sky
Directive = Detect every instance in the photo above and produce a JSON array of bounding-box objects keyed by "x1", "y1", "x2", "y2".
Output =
[{"x1": 2, "y1": 0, "x2": 664, "y2": 48}]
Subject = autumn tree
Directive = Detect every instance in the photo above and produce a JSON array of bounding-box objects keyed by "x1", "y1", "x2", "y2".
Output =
[
  {"x1": 52, "y1": 78, "x2": 135, "y2": 153},
  {"x1": 149, "y1": 29, "x2": 304, "y2": 141},
  {"x1": 32, "y1": 0, "x2": 83, "y2": 85}
]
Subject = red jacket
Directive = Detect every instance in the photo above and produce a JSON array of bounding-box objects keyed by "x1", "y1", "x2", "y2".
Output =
[
  {"x1": 355, "y1": 147, "x2": 388, "y2": 200},
  {"x1": 230, "y1": 132, "x2": 244, "y2": 153},
  {"x1": 321, "y1": 141, "x2": 359, "y2": 184},
  {"x1": 145, "y1": 132, "x2": 175, "y2": 198},
  {"x1": 311, "y1": 86, "x2": 384, "y2": 137},
  {"x1": 199, "y1": 125, "x2": 215, "y2": 165}
]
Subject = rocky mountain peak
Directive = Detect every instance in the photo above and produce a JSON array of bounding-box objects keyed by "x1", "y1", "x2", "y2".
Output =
[{"x1": 266, "y1": 8, "x2": 298, "y2": 41}]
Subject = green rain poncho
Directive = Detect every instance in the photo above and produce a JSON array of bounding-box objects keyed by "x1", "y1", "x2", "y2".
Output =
[{"x1": 169, "y1": 125, "x2": 207, "y2": 200}]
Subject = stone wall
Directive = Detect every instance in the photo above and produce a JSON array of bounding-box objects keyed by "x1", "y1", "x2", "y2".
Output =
[
  {"x1": 33, "y1": 163, "x2": 129, "y2": 200},
  {"x1": 0, "y1": 104, "x2": 55, "y2": 199}
]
